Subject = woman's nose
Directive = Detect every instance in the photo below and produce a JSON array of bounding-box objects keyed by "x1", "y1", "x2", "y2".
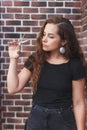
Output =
[{"x1": 42, "y1": 36, "x2": 47, "y2": 42}]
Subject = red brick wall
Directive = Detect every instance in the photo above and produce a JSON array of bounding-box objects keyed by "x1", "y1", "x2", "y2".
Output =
[
  {"x1": 81, "y1": 0, "x2": 87, "y2": 59},
  {"x1": 0, "y1": 0, "x2": 87, "y2": 130}
]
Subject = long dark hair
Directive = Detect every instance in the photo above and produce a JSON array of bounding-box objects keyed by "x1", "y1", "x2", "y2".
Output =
[{"x1": 31, "y1": 16, "x2": 87, "y2": 92}]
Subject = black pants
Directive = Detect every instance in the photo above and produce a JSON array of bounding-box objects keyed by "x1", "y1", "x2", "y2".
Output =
[{"x1": 25, "y1": 105, "x2": 77, "y2": 130}]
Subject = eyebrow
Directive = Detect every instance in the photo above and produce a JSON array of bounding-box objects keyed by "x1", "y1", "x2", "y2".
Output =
[{"x1": 43, "y1": 32, "x2": 54, "y2": 35}]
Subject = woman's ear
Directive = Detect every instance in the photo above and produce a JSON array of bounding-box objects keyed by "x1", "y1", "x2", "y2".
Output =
[{"x1": 61, "y1": 40, "x2": 67, "y2": 46}]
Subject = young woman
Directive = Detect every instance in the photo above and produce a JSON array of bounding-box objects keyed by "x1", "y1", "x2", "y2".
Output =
[{"x1": 7, "y1": 16, "x2": 86, "y2": 130}]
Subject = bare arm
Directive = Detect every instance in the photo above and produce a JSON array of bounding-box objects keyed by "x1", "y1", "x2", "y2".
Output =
[
  {"x1": 7, "y1": 62, "x2": 31, "y2": 94},
  {"x1": 72, "y1": 78, "x2": 86, "y2": 130},
  {"x1": 7, "y1": 40, "x2": 31, "y2": 94}
]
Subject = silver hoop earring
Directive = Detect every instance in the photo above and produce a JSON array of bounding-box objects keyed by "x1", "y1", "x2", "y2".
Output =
[{"x1": 59, "y1": 46, "x2": 66, "y2": 54}]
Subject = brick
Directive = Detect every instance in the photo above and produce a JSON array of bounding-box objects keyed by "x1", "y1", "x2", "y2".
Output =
[
  {"x1": 2, "y1": 14, "x2": 14, "y2": 19},
  {"x1": 22, "y1": 46, "x2": 36, "y2": 51},
  {"x1": 22, "y1": 95, "x2": 32, "y2": 99},
  {"x1": 65, "y1": 2, "x2": 81, "y2": 7},
  {"x1": 16, "y1": 27, "x2": 30, "y2": 32},
  {"x1": 2, "y1": 1, "x2": 12, "y2": 6},
  {"x1": 0, "y1": 33, "x2": 3, "y2": 38},
  {"x1": 72, "y1": 21, "x2": 81, "y2": 26},
  {"x1": 0, "y1": 8, "x2": 5, "y2": 13},
  {"x1": 5, "y1": 33, "x2": 20, "y2": 38},
  {"x1": 7, "y1": 8, "x2": 22, "y2": 13},
  {"x1": 22, "y1": 34, "x2": 36, "y2": 39},
  {"x1": 3, "y1": 112, "x2": 14, "y2": 117},
  {"x1": 15, "y1": 101, "x2": 30, "y2": 105},
  {"x1": 1, "y1": 107, "x2": 6, "y2": 111},
  {"x1": 3, "y1": 27, "x2": 14, "y2": 32},
  {"x1": 48, "y1": 14, "x2": 63, "y2": 19},
  {"x1": 83, "y1": 24, "x2": 87, "y2": 31},
  {"x1": 23, "y1": 8, "x2": 38, "y2": 13},
  {"x1": 31, "y1": 14, "x2": 46, "y2": 19},
  {"x1": 0, "y1": 20, "x2": 4, "y2": 26},
  {"x1": 16, "y1": 112, "x2": 28, "y2": 117},
  {"x1": 21, "y1": 88, "x2": 32, "y2": 93},
  {"x1": 3, "y1": 101, "x2": 13, "y2": 105},
  {"x1": 15, "y1": 14, "x2": 30, "y2": 19},
  {"x1": 0, "y1": 46, "x2": 4, "y2": 51},
  {"x1": 65, "y1": 15, "x2": 81, "y2": 20},
  {"x1": 7, "y1": 118, "x2": 22, "y2": 123},
  {"x1": 15, "y1": 125, "x2": 25, "y2": 129},
  {"x1": 23, "y1": 21, "x2": 38, "y2": 26},
  {"x1": 6, "y1": 95, "x2": 20, "y2": 99},
  {"x1": 14, "y1": 1, "x2": 29, "y2": 6},
  {"x1": 32, "y1": 27, "x2": 40, "y2": 32},
  {"x1": 6, "y1": 21, "x2": 21, "y2": 26},
  {"x1": 4, "y1": 124, "x2": 14, "y2": 129},
  {"x1": 40, "y1": 8, "x2": 54, "y2": 13},
  {"x1": 24, "y1": 107, "x2": 32, "y2": 111},
  {"x1": 72, "y1": 9, "x2": 81, "y2": 13},
  {"x1": 8, "y1": 107, "x2": 22, "y2": 112},
  {"x1": 48, "y1": 2, "x2": 63, "y2": 7},
  {"x1": 56, "y1": 8, "x2": 71, "y2": 13},
  {"x1": 31, "y1": 2, "x2": 46, "y2": 7}
]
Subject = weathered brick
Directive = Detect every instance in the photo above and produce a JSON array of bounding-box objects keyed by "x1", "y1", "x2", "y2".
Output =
[
  {"x1": 16, "y1": 27, "x2": 30, "y2": 32},
  {"x1": 2, "y1": 1, "x2": 12, "y2": 6},
  {"x1": 23, "y1": 8, "x2": 38, "y2": 13},
  {"x1": 22, "y1": 46, "x2": 36, "y2": 51},
  {"x1": 65, "y1": 2, "x2": 81, "y2": 7},
  {"x1": 3, "y1": 112, "x2": 15, "y2": 117},
  {"x1": 48, "y1": 2, "x2": 63, "y2": 7},
  {"x1": 40, "y1": 8, "x2": 54, "y2": 13},
  {"x1": 5, "y1": 33, "x2": 20, "y2": 38},
  {"x1": 6, "y1": 20, "x2": 21, "y2": 26},
  {"x1": 7, "y1": 118, "x2": 22, "y2": 123},
  {"x1": 0, "y1": 20, "x2": 4, "y2": 25},
  {"x1": 72, "y1": 9, "x2": 81, "y2": 13},
  {"x1": 15, "y1": 14, "x2": 30, "y2": 19},
  {"x1": 0, "y1": 8, "x2": 5, "y2": 13},
  {"x1": 16, "y1": 112, "x2": 28, "y2": 117},
  {"x1": 4, "y1": 124, "x2": 14, "y2": 129},
  {"x1": 31, "y1": 14, "x2": 46, "y2": 19},
  {"x1": 3, "y1": 101, "x2": 13, "y2": 105},
  {"x1": 7, "y1": 8, "x2": 22, "y2": 13},
  {"x1": 23, "y1": 21, "x2": 38, "y2": 26},
  {"x1": 8, "y1": 107, "x2": 22, "y2": 112},
  {"x1": 31, "y1": 2, "x2": 46, "y2": 7},
  {"x1": 2, "y1": 14, "x2": 14, "y2": 19},
  {"x1": 56, "y1": 8, "x2": 71, "y2": 13},
  {"x1": 3, "y1": 27, "x2": 14, "y2": 32},
  {"x1": 15, "y1": 101, "x2": 30, "y2": 106},
  {"x1": 14, "y1": 1, "x2": 29, "y2": 6},
  {"x1": 15, "y1": 124, "x2": 25, "y2": 129}
]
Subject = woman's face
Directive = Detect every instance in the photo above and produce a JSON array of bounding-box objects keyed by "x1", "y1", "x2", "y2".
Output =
[{"x1": 42, "y1": 23, "x2": 65, "y2": 52}]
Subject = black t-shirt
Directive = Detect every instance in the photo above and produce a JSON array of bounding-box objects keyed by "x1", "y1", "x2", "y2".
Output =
[{"x1": 24, "y1": 55, "x2": 86, "y2": 109}]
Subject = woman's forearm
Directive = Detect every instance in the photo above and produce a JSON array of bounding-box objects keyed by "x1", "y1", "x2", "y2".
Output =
[
  {"x1": 7, "y1": 58, "x2": 19, "y2": 93},
  {"x1": 73, "y1": 102, "x2": 86, "y2": 130}
]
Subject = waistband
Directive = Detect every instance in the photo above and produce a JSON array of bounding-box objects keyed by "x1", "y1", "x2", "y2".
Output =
[{"x1": 33, "y1": 104, "x2": 72, "y2": 114}]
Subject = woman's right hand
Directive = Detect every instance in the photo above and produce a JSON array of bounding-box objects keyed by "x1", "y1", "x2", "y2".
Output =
[{"x1": 8, "y1": 40, "x2": 21, "y2": 59}]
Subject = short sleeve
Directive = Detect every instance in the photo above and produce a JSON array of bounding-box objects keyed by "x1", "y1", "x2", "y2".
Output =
[
  {"x1": 71, "y1": 58, "x2": 86, "y2": 80},
  {"x1": 24, "y1": 55, "x2": 35, "y2": 72}
]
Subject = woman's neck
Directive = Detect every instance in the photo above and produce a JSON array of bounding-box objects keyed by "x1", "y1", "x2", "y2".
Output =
[{"x1": 47, "y1": 52, "x2": 69, "y2": 64}]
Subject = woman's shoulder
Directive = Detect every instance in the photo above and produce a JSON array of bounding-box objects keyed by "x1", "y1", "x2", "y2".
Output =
[
  {"x1": 27, "y1": 52, "x2": 36, "y2": 61},
  {"x1": 70, "y1": 57, "x2": 83, "y2": 65}
]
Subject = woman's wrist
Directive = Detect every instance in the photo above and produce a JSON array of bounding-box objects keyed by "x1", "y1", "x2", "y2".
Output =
[{"x1": 10, "y1": 58, "x2": 18, "y2": 62}]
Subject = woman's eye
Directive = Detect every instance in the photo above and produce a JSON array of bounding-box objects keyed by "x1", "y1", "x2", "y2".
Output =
[
  {"x1": 43, "y1": 33, "x2": 45, "y2": 36},
  {"x1": 49, "y1": 36, "x2": 54, "y2": 38}
]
